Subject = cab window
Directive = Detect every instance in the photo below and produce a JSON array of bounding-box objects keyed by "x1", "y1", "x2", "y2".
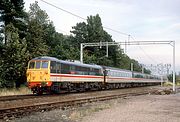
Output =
[
  {"x1": 36, "y1": 61, "x2": 41, "y2": 69},
  {"x1": 29, "y1": 62, "x2": 35, "y2": 69},
  {"x1": 42, "y1": 61, "x2": 48, "y2": 68}
]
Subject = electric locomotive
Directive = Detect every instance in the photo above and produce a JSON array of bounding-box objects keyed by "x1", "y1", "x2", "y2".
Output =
[{"x1": 27, "y1": 56, "x2": 104, "y2": 94}]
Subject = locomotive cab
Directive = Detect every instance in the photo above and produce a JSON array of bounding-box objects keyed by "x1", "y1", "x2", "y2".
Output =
[{"x1": 27, "y1": 59, "x2": 52, "y2": 94}]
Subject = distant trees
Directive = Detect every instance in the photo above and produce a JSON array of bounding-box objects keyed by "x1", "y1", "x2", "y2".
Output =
[
  {"x1": 0, "y1": 1, "x2": 151, "y2": 88},
  {"x1": 167, "y1": 73, "x2": 178, "y2": 83}
]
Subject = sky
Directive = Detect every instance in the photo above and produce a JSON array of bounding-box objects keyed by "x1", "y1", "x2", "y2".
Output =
[{"x1": 24, "y1": 0, "x2": 180, "y2": 73}]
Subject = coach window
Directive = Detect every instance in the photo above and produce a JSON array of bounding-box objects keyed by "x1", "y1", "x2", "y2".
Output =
[
  {"x1": 113, "y1": 72, "x2": 115, "y2": 76},
  {"x1": 89, "y1": 68, "x2": 95, "y2": 75},
  {"x1": 94, "y1": 68, "x2": 99, "y2": 75},
  {"x1": 29, "y1": 61, "x2": 35, "y2": 69},
  {"x1": 50, "y1": 61, "x2": 57, "y2": 73},
  {"x1": 86, "y1": 67, "x2": 90, "y2": 75},
  {"x1": 70, "y1": 65, "x2": 75, "y2": 71},
  {"x1": 81, "y1": 67, "x2": 86, "y2": 75},
  {"x1": 41, "y1": 61, "x2": 48, "y2": 68},
  {"x1": 56, "y1": 62, "x2": 61, "y2": 73},
  {"x1": 75, "y1": 66, "x2": 80, "y2": 74},
  {"x1": 109, "y1": 71, "x2": 112, "y2": 76},
  {"x1": 36, "y1": 61, "x2": 41, "y2": 69},
  {"x1": 83, "y1": 67, "x2": 89, "y2": 75},
  {"x1": 61, "y1": 63, "x2": 70, "y2": 74}
]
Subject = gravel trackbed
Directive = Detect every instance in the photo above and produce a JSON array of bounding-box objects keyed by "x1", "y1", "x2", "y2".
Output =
[
  {"x1": 84, "y1": 93, "x2": 180, "y2": 122},
  {"x1": 13, "y1": 91, "x2": 180, "y2": 122}
]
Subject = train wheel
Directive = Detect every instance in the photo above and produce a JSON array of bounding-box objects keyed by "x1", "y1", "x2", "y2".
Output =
[
  {"x1": 37, "y1": 88, "x2": 43, "y2": 95},
  {"x1": 33, "y1": 87, "x2": 43, "y2": 95}
]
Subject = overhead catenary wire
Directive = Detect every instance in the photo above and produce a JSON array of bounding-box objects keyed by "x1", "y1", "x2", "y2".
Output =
[
  {"x1": 129, "y1": 36, "x2": 163, "y2": 64},
  {"x1": 40, "y1": 0, "x2": 130, "y2": 37},
  {"x1": 40, "y1": 0, "x2": 86, "y2": 20},
  {"x1": 40, "y1": 0, "x2": 162, "y2": 66}
]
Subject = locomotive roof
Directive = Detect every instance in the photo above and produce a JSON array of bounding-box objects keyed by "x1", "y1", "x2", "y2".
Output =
[
  {"x1": 32, "y1": 56, "x2": 59, "y2": 61},
  {"x1": 31, "y1": 56, "x2": 102, "y2": 69}
]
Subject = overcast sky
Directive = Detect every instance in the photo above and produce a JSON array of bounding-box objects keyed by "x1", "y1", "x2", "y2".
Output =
[{"x1": 24, "y1": 0, "x2": 180, "y2": 72}]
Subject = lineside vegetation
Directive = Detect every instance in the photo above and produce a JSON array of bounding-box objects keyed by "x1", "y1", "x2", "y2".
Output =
[{"x1": 0, "y1": 1, "x2": 151, "y2": 88}]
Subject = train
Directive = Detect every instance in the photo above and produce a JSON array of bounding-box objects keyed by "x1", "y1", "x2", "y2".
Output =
[{"x1": 26, "y1": 56, "x2": 167, "y2": 94}]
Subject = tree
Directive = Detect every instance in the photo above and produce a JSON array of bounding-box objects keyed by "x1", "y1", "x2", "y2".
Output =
[
  {"x1": 0, "y1": 23, "x2": 28, "y2": 87},
  {"x1": 70, "y1": 14, "x2": 150, "y2": 73},
  {"x1": 26, "y1": 1, "x2": 49, "y2": 59},
  {"x1": 86, "y1": 14, "x2": 104, "y2": 42},
  {"x1": 71, "y1": 14, "x2": 122, "y2": 66},
  {"x1": 0, "y1": 0, "x2": 28, "y2": 88},
  {"x1": 0, "y1": 0, "x2": 27, "y2": 43},
  {"x1": 70, "y1": 22, "x2": 88, "y2": 47}
]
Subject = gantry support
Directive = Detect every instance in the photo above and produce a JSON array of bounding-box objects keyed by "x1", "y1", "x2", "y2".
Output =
[{"x1": 80, "y1": 41, "x2": 175, "y2": 91}]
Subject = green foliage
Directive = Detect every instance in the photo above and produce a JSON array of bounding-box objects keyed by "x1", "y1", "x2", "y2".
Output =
[
  {"x1": 0, "y1": 23, "x2": 29, "y2": 87},
  {"x1": 0, "y1": 0, "x2": 28, "y2": 87},
  {"x1": 70, "y1": 14, "x2": 145, "y2": 72},
  {"x1": 86, "y1": 14, "x2": 104, "y2": 42},
  {"x1": 0, "y1": 0, "x2": 25, "y2": 24},
  {"x1": 167, "y1": 74, "x2": 177, "y2": 82},
  {"x1": 0, "y1": 1, "x2": 152, "y2": 88},
  {"x1": 71, "y1": 22, "x2": 88, "y2": 47},
  {"x1": 0, "y1": 0, "x2": 27, "y2": 41},
  {"x1": 26, "y1": 1, "x2": 49, "y2": 59},
  {"x1": 71, "y1": 14, "x2": 114, "y2": 65}
]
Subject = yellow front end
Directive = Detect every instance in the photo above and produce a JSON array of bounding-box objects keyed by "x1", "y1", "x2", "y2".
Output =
[{"x1": 26, "y1": 60, "x2": 52, "y2": 91}]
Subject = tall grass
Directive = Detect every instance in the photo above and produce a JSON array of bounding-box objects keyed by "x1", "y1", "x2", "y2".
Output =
[
  {"x1": 163, "y1": 81, "x2": 180, "y2": 86},
  {"x1": 0, "y1": 86, "x2": 32, "y2": 96}
]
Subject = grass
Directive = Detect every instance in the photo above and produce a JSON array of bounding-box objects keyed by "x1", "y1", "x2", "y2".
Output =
[
  {"x1": 0, "y1": 86, "x2": 32, "y2": 96},
  {"x1": 68, "y1": 102, "x2": 112, "y2": 121},
  {"x1": 163, "y1": 81, "x2": 173, "y2": 86},
  {"x1": 163, "y1": 81, "x2": 180, "y2": 86}
]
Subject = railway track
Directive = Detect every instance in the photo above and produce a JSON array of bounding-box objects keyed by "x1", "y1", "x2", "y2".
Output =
[
  {"x1": 0, "y1": 94, "x2": 36, "y2": 102},
  {"x1": 0, "y1": 90, "x2": 150, "y2": 120},
  {"x1": 0, "y1": 91, "x2": 76, "y2": 102},
  {"x1": 0, "y1": 94, "x2": 65, "y2": 102},
  {"x1": 0, "y1": 91, "x2": 102, "y2": 102},
  {"x1": 0, "y1": 87, "x2": 150, "y2": 102},
  {"x1": 0, "y1": 86, "x2": 176, "y2": 120}
]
